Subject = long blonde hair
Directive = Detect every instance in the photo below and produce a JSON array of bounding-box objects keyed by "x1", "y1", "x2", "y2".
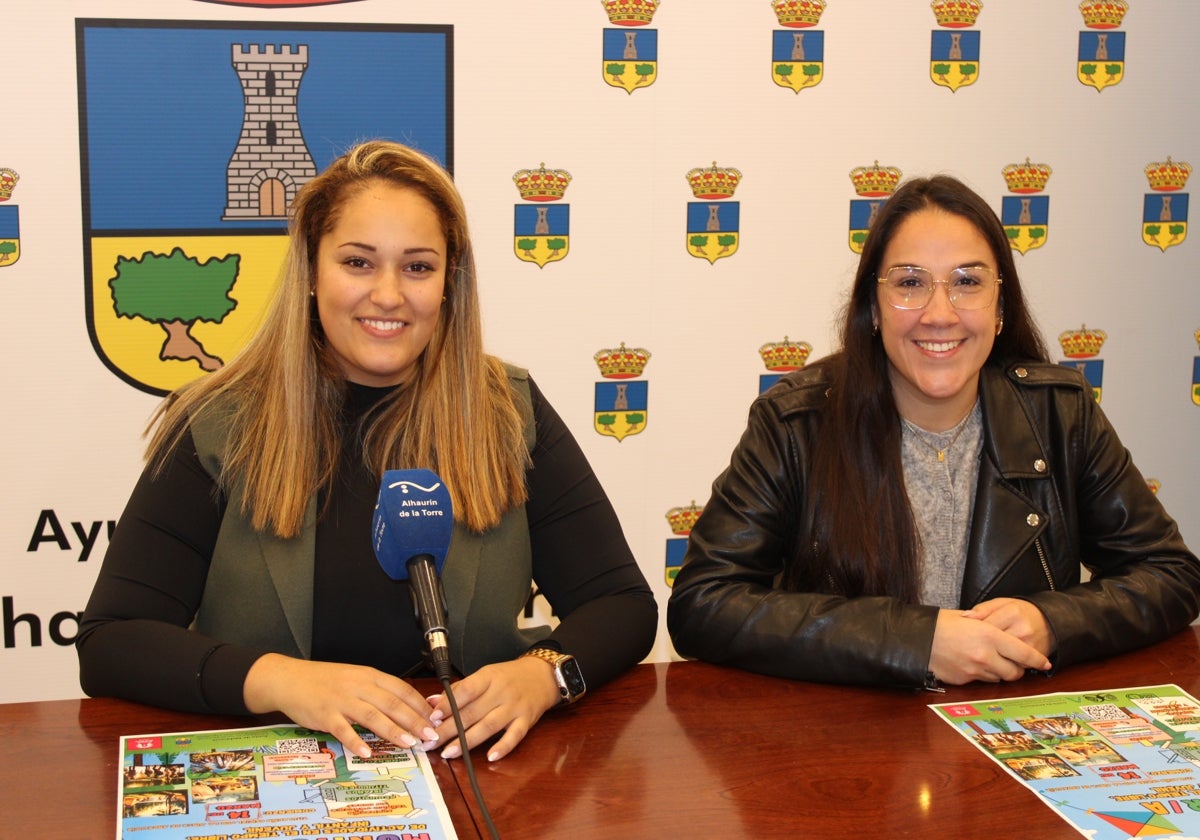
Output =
[{"x1": 146, "y1": 140, "x2": 529, "y2": 537}]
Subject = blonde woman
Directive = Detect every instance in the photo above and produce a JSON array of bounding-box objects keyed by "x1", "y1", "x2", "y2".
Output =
[{"x1": 79, "y1": 140, "x2": 656, "y2": 762}]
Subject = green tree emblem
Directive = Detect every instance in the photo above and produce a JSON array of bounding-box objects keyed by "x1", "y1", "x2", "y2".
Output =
[
  {"x1": 634, "y1": 63, "x2": 654, "y2": 85},
  {"x1": 689, "y1": 234, "x2": 710, "y2": 256},
  {"x1": 546, "y1": 237, "x2": 567, "y2": 259},
  {"x1": 108, "y1": 246, "x2": 240, "y2": 372},
  {"x1": 517, "y1": 237, "x2": 538, "y2": 259},
  {"x1": 606, "y1": 62, "x2": 626, "y2": 83},
  {"x1": 958, "y1": 63, "x2": 977, "y2": 82},
  {"x1": 625, "y1": 412, "x2": 645, "y2": 432},
  {"x1": 0, "y1": 240, "x2": 15, "y2": 264},
  {"x1": 716, "y1": 234, "x2": 736, "y2": 256},
  {"x1": 597, "y1": 413, "x2": 617, "y2": 432},
  {"x1": 1080, "y1": 63, "x2": 1098, "y2": 84},
  {"x1": 775, "y1": 63, "x2": 794, "y2": 81}
]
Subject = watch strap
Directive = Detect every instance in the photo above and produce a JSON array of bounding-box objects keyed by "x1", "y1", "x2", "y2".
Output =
[{"x1": 521, "y1": 647, "x2": 585, "y2": 705}]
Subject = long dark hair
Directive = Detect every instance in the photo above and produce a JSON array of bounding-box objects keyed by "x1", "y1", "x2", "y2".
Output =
[{"x1": 783, "y1": 174, "x2": 1049, "y2": 600}]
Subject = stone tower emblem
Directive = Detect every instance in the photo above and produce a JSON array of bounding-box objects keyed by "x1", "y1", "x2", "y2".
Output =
[{"x1": 223, "y1": 44, "x2": 317, "y2": 220}]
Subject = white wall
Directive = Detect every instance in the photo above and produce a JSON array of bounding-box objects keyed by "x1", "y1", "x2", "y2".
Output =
[{"x1": 3, "y1": 0, "x2": 1197, "y2": 703}]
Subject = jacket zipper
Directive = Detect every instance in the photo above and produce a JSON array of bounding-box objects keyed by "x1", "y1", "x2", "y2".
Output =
[{"x1": 1034, "y1": 537, "x2": 1056, "y2": 591}]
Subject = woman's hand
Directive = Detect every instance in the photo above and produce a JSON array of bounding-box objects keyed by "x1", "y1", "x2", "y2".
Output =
[
  {"x1": 964, "y1": 597, "x2": 1056, "y2": 656},
  {"x1": 930, "y1": 607, "x2": 1053, "y2": 685},
  {"x1": 243, "y1": 654, "x2": 439, "y2": 758},
  {"x1": 430, "y1": 656, "x2": 561, "y2": 762}
]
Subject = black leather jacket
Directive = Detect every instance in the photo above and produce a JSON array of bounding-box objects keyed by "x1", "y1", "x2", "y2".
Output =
[{"x1": 667, "y1": 361, "x2": 1200, "y2": 689}]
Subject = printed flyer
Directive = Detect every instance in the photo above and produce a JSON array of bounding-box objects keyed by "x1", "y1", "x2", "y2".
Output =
[
  {"x1": 932, "y1": 684, "x2": 1200, "y2": 839},
  {"x1": 118, "y1": 723, "x2": 458, "y2": 839}
]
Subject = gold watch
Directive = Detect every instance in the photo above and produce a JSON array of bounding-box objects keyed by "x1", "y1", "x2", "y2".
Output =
[{"x1": 521, "y1": 647, "x2": 587, "y2": 706}]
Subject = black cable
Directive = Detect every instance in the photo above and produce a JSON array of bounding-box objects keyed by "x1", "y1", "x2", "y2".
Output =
[{"x1": 441, "y1": 676, "x2": 500, "y2": 840}]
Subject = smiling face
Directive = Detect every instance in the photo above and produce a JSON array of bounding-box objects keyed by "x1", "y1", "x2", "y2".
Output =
[
  {"x1": 313, "y1": 180, "x2": 447, "y2": 387},
  {"x1": 875, "y1": 207, "x2": 1001, "y2": 430}
]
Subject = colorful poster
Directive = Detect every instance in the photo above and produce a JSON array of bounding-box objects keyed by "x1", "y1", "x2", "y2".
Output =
[
  {"x1": 932, "y1": 684, "x2": 1200, "y2": 839},
  {"x1": 118, "y1": 723, "x2": 457, "y2": 839}
]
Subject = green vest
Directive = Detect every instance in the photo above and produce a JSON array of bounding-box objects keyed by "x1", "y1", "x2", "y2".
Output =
[{"x1": 189, "y1": 365, "x2": 549, "y2": 675}]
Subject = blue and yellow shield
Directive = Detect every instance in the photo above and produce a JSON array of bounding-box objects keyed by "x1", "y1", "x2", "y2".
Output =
[
  {"x1": 1143, "y1": 193, "x2": 1189, "y2": 252},
  {"x1": 1193, "y1": 355, "x2": 1200, "y2": 407},
  {"x1": 665, "y1": 538, "x2": 687, "y2": 587},
  {"x1": 930, "y1": 30, "x2": 980, "y2": 92},
  {"x1": 687, "y1": 202, "x2": 739, "y2": 264},
  {"x1": 772, "y1": 29, "x2": 824, "y2": 93},
  {"x1": 78, "y1": 21, "x2": 451, "y2": 395},
  {"x1": 1061, "y1": 359, "x2": 1104, "y2": 403},
  {"x1": 1078, "y1": 31, "x2": 1125, "y2": 92},
  {"x1": 0, "y1": 206, "x2": 19, "y2": 268},
  {"x1": 514, "y1": 204, "x2": 569, "y2": 267},
  {"x1": 602, "y1": 28, "x2": 658, "y2": 94},
  {"x1": 594, "y1": 380, "x2": 648, "y2": 442},
  {"x1": 760, "y1": 373, "x2": 784, "y2": 394},
  {"x1": 1002, "y1": 195, "x2": 1050, "y2": 255},
  {"x1": 849, "y1": 198, "x2": 887, "y2": 254}
]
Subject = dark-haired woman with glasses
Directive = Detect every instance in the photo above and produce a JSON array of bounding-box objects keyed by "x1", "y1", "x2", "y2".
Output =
[{"x1": 667, "y1": 174, "x2": 1199, "y2": 690}]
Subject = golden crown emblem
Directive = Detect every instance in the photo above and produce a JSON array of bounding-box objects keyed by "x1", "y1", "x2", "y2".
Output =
[
  {"x1": 1145, "y1": 157, "x2": 1192, "y2": 192},
  {"x1": 687, "y1": 162, "x2": 742, "y2": 199},
  {"x1": 513, "y1": 163, "x2": 572, "y2": 202},
  {"x1": 601, "y1": 0, "x2": 661, "y2": 26},
  {"x1": 772, "y1": 0, "x2": 826, "y2": 28},
  {"x1": 666, "y1": 501, "x2": 703, "y2": 535},
  {"x1": 1002, "y1": 158, "x2": 1052, "y2": 194},
  {"x1": 0, "y1": 168, "x2": 19, "y2": 201},
  {"x1": 594, "y1": 342, "x2": 651, "y2": 379},
  {"x1": 850, "y1": 161, "x2": 902, "y2": 197},
  {"x1": 759, "y1": 337, "x2": 812, "y2": 372},
  {"x1": 1059, "y1": 324, "x2": 1107, "y2": 359},
  {"x1": 931, "y1": 0, "x2": 982, "y2": 27},
  {"x1": 1079, "y1": 0, "x2": 1128, "y2": 29}
]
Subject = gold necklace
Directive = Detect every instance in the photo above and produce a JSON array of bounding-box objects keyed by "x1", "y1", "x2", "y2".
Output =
[{"x1": 901, "y1": 406, "x2": 975, "y2": 463}]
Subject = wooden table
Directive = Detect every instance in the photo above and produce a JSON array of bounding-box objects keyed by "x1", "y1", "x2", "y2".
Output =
[{"x1": 4, "y1": 627, "x2": 1198, "y2": 838}]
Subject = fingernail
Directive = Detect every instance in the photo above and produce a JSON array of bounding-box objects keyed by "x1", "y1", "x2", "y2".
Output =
[
  {"x1": 442, "y1": 744, "x2": 460, "y2": 759},
  {"x1": 399, "y1": 732, "x2": 418, "y2": 748},
  {"x1": 487, "y1": 750, "x2": 500, "y2": 762},
  {"x1": 358, "y1": 745, "x2": 373, "y2": 758},
  {"x1": 426, "y1": 695, "x2": 441, "y2": 706},
  {"x1": 419, "y1": 739, "x2": 438, "y2": 752},
  {"x1": 429, "y1": 710, "x2": 445, "y2": 724},
  {"x1": 421, "y1": 727, "x2": 439, "y2": 742}
]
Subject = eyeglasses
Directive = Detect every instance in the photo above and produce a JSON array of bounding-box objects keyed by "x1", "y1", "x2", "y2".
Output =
[{"x1": 877, "y1": 265, "x2": 1002, "y2": 310}]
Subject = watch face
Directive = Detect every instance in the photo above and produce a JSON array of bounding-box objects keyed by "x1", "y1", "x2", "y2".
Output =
[{"x1": 560, "y1": 658, "x2": 587, "y2": 699}]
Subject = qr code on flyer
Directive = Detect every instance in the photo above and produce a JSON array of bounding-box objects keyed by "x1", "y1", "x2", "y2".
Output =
[
  {"x1": 275, "y1": 737, "x2": 321, "y2": 753},
  {"x1": 1081, "y1": 704, "x2": 1129, "y2": 721}
]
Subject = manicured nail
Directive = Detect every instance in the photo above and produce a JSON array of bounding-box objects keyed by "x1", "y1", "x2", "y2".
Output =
[
  {"x1": 421, "y1": 727, "x2": 439, "y2": 742},
  {"x1": 487, "y1": 750, "x2": 500, "y2": 763},
  {"x1": 399, "y1": 732, "x2": 418, "y2": 748},
  {"x1": 442, "y1": 744, "x2": 460, "y2": 759}
]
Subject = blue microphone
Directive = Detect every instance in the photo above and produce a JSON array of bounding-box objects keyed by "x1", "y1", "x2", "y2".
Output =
[{"x1": 372, "y1": 469, "x2": 455, "y2": 679}]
